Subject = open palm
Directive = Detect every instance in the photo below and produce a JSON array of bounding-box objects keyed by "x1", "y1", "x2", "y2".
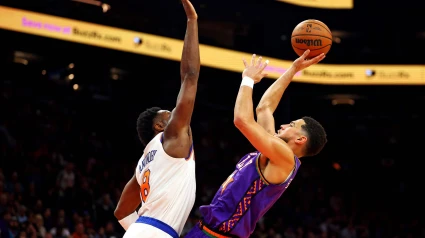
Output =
[{"x1": 242, "y1": 54, "x2": 270, "y2": 84}]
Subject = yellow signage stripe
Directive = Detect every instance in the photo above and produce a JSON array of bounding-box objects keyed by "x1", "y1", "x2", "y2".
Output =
[{"x1": 0, "y1": 5, "x2": 423, "y2": 85}]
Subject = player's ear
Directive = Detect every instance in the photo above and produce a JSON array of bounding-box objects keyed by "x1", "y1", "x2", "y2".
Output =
[
  {"x1": 295, "y1": 135, "x2": 307, "y2": 145},
  {"x1": 153, "y1": 121, "x2": 166, "y2": 132}
]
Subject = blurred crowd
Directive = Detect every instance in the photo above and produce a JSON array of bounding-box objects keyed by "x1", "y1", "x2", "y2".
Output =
[{"x1": 1, "y1": 62, "x2": 424, "y2": 238}]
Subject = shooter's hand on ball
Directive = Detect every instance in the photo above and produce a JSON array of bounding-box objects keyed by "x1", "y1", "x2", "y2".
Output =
[{"x1": 291, "y1": 50, "x2": 325, "y2": 72}]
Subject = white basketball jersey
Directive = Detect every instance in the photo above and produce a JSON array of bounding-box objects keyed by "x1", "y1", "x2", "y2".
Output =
[{"x1": 135, "y1": 132, "x2": 196, "y2": 235}]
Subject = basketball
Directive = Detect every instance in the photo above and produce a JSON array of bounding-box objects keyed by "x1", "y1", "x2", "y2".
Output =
[{"x1": 291, "y1": 19, "x2": 332, "y2": 58}]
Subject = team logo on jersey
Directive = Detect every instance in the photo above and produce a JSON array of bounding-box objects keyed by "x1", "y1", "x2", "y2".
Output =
[{"x1": 237, "y1": 153, "x2": 257, "y2": 170}]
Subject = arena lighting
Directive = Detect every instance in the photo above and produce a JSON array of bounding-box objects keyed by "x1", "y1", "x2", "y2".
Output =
[
  {"x1": 68, "y1": 74, "x2": 75, "y2": 80},
  {"x1": 68, "y1": 63, "x2": 75, "y2": 69},
  {"x1": 330, "y1": 31, "x2": 355, "y2": 44},
  {"x1": 331, "y1": 30, "x2": 352, "y2": 38},
  {"x1": 13, "y1": 58, "x2": 28, "y2": 65},
  {"x1": 326, "y1": 94, "x2": 360, "y2": 106},
  {"x1": 1, "y1": 6, "x2": 424, "y2": 85},
  {"x1": 332, "y1": 162, "x2": 342, "y2": 171},
  {"x1": 110, "y1": 67, "x2": 127, "y2": 80},
  {"x1": 331, "y1": 98, "x2": 355, "y2": 106},
  {"x1": 333, "y1": 37, "x2": 341, "y2": 44},
  {"x1": 71, "y1": 0, "x2": 111, "y2": 13},
  {"x1": 13, "y1": 51, "x2": 42, "y2": 65},
  {"x1": 101, "y1": 3, "x2": 111, "y2": 13},
  {"x1": 276, "y1": 0, "x2": 353, "y2": 9},
  {"x1": 71, "y1": 0, "x2": 101, "y2": 5},
  {"x1": 73, "y1": 84, "x2": 79, "y2": 90}
]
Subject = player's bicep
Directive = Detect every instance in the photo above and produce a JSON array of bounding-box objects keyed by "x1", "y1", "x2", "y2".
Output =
[
  {"x1": 256, "y1": 108, "x2": 276, "y2": 135},
  {"x1": 235, "y1": 121, "x2": 294, "y2": 167},
  {"x1": 114, "y1": 174, "x2": 141, "y2": 220},
  {"x1": 165, "y1": 76, "x2": 198, "y2": 137}
]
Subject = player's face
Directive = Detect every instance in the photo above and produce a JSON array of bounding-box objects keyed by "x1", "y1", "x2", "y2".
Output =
[{"x1": 275, "y1": 119, "x2": 306, "y2": 143}]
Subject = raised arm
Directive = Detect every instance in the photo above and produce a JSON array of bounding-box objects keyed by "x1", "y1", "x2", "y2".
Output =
[
  {"x1": 179, "y1": 0, "x2": 199, "y2": 85},
  {"x1": 163, "y1": 0, "x2": 200, "y2": 157},
  {"x1": 256, "y1": 50, "x2": 325, "y2": 134},
  {"x1": 234, "y1": 55, "x2": 294, "y2": 167}
]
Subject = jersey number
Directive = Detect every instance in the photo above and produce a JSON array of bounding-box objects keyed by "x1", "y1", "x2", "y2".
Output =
[{"x1": 140, "y1": 169, "x2": 151, "y2": 203}]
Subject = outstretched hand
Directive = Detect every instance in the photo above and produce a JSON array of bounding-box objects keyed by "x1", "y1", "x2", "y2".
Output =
[
  {"x1": 292, "y1": 50, "x2": 325, "y2": 72},
  {"x1": 242, "y1": 54, "x2": 270, "y2": 84},
  {"x1": 181, "y1": 0, "x2": 197, "y2": 20}
]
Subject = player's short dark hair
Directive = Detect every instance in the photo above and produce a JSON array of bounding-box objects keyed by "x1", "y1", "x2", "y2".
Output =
[
  {"x1": 301, "y1": 116, "x2": 327, "y2": 157},
  {"x1": 137, "y1": 107, "x2": 161, "y2": 146}
]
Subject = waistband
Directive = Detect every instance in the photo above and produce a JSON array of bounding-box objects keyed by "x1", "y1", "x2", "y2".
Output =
[
  {"x1": 135, "y1": 216, "x2": 179, "y2": 238},
  {"x1": 198, "y1": 220, "x2": 239, "y2": 238}
]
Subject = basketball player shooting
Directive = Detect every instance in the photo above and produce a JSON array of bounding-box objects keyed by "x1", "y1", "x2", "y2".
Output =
[
  {"x1": 185, "y1": 50, "x2": 327, "y2": 238},
  {"x1": 113, "y1": 1, "x2": 199, "y2": 237}
]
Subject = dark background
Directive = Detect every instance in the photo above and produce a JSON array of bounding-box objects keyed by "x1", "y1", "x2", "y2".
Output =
[{"x1": 0, "y1": 0, "x2": 425, "y2": 237}]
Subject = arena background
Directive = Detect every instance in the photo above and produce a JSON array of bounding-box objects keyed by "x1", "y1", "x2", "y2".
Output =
[{"x1": 1, "y1": 0, "x2": 425, "y2": 237}]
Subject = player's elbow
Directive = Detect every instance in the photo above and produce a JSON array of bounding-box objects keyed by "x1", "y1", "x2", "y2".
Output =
[
  {"x1": 233, "y1": 116, "x2": 248, "y2": 130},
  {"x1": 114, "y1": 207, "x2": 126, "y2": 220},
  {"x1": 182, "y1": 70, "x2": 199, "y2": 81},
  {"x1": 256, "y1": 105, "x2": 270, "y2": 114}
]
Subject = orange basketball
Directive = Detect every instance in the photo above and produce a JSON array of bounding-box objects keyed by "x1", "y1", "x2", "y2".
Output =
[{"x1": 291, "y1": 19, "x2": 332, "y2": 58}]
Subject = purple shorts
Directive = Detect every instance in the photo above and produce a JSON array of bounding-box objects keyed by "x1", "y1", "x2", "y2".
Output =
[{"x1": 185, "y1": 223, "x2": 209, "y2": 237}]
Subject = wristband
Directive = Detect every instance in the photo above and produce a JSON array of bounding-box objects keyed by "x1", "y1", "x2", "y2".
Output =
[
  {"x1": 241, "y1": 76, "x2": 254, "y2": 89},
  {"x1": 118, "y1": 211, "x2": 139, "y2": 231}
]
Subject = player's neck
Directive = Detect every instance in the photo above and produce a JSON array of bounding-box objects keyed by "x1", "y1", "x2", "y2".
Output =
[
  {"x1": 291, "y1": 147, "x2": 304, "y2": 159},
  {"x1": 154, "y1": 131, "x2": 161, "y2": 138}
]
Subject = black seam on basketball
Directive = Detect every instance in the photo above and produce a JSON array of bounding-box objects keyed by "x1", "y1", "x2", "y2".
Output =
[
  {"x1": 302, "y1": 21, "x2": 331, "y2": 34},
  {"x1": 292, "y1": 44, "x2": 332, "y2": 51},
  {"x1": 291, "y1": 34, "x2": 333, "y2": 41}
]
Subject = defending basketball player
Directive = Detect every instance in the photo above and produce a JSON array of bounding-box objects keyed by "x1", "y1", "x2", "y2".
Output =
[
  {"x1": 185, "y1": 50, "x2": 327, "y2": 238},
  {"x1": 113, "y1": 1, "x2": 199, "y2": 237}
]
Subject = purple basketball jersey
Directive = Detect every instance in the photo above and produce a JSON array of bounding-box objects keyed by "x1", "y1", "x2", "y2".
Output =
[{"x1": 199, "y1": 151, "x2": 301, "y2": 238}]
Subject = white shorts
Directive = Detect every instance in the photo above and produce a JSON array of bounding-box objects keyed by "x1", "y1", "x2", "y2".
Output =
[
  {"x1": 123, "y1": 216, "x2": 179, "y2": 238},
  {"x1": 123, "y1": 223, "x2": 173, "y2": 238}
]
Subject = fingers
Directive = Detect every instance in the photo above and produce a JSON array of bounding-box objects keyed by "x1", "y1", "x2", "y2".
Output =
[
  {"x1": 251, "y1": 54, "x2": 256, "y2": 66},
  {"x1": 317, "y1": 53, "x2": 326, "y2": 62},
  {"x1": 256, "y1": 56, "x2": 262, "y2": 68},
  {"x1": 181, "y1": 0, "x2": 193, "y2": 6},
  {"x1": 181, "y1": 0, "x2": 197, "y2": 19},
  {"x1": 181, "y1": 0, "x2": 190, "y2": 9},
  {"x1": 242, "y1": 58, "x2": 248, "y2": 68},
  {"x1": 306, "y1": 53, "x2": 325, "y2": 66},
  {"x1": 260, "y1": 60, "x2": 269, "y2": 72},
  {"x1": 300, "y1": 49, "x2": 311, "y2": 60},
  {"x1": 247, "y1": 54, "x2": 269, "y2": 71}
]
